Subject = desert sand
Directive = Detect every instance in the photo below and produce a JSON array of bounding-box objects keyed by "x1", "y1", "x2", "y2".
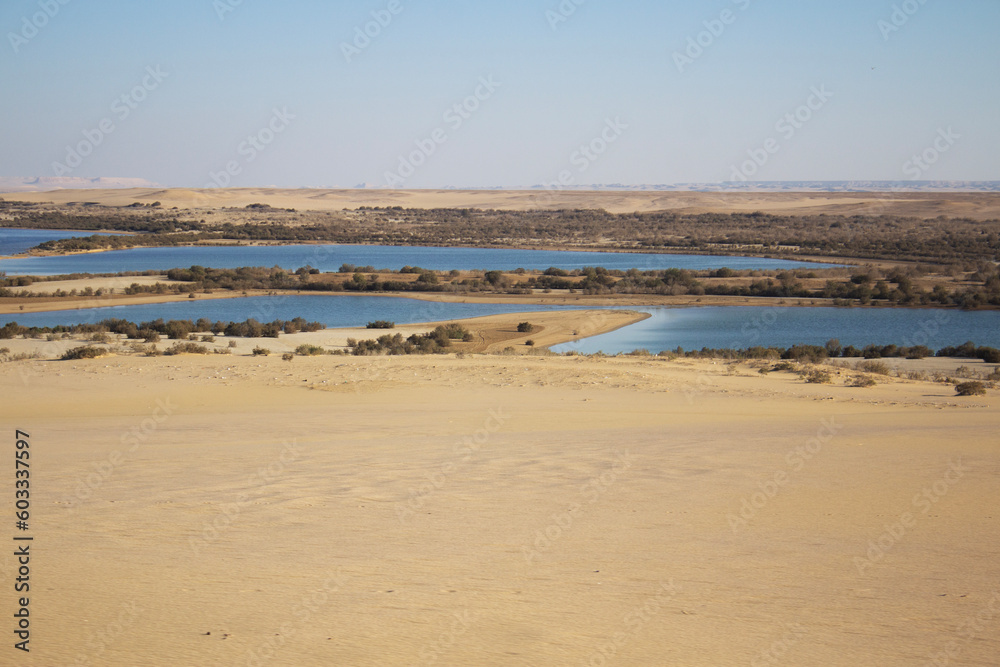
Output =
[
  {"x1": 9, "y1": 187, "x2": 1000, "y2": 219},
  {"x1": 1, "y1": 311, "x2": 998, "y2": 666}
]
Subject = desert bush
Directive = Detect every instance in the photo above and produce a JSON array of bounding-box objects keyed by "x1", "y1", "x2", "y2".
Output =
[
  {"x1": 282, "y1": 353, "x2": 294, "y2": 361},
  {"x1": 805, "y1": 369, "x2": 832, "y2": 384},
  {"x1": 517, "y1": 322, "x2": 535, "y2": 333},
  {"x1": 201, "y1": 335, "x2": 215, "y2": 343},
  {"x1": 366, "y1": 320, "x2": 395, "y2": 329},
  {"x1": 955, "y1": 381, "x2": 986, "y2": 396},
  {"x1": 525, "y1": 339, "x2": 535, "y2": 347},
  {"x1": 164, "y1": 342, "x2": 209, "y2": 355},
  {"x1": 61, "y1": 346, "x2": 107, "y2": 360},
  {"x1": 772, "y1": 361, "x2": 797, "y2": 372},
  {"x1": 295, "y1": 344, "x2": 326, "y2": 356},
  {"x1": 252, "y1": 346, "x2": 271, "y2": 356},
  {"x1": 851, "y1": 376, "x2": 877, "y2": 387},
  {"x1": 858, "y1": 360, "x2": 891, "y2": 375},
  {"x1": 228, "y1": 340, "x2": 237, "y2": 348},
  {"x1": 90, "y1": 332, "x2": 111, "y2": 343}
]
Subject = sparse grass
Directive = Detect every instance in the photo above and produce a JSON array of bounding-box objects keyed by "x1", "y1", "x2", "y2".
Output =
[{"x1": 851, "y1": 376, "x2": 878, "y2": 388}]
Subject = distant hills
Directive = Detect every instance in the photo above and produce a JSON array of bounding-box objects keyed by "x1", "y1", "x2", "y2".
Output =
[
  {"x1": 520, "y1": 181, "x2": 1000, "y2": 193},
  {"x1": 0, "y1": 177, "x2": 160, "y2": 193}
]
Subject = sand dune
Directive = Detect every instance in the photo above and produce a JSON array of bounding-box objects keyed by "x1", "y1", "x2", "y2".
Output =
[
  {"x1": 2, "y1": 330, "x2": 998, "y2": 665},
  {"x1": 8, "y1": 187, "x2": 1000, "y2": 219}
]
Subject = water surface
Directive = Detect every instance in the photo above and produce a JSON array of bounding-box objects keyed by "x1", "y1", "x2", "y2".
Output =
[{"x1": 0, "y1": 241, "x2": 839, "y2": 276}]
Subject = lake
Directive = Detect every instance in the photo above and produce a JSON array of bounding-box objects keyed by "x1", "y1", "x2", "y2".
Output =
[
  {"x1": 0, "y1": 295, "x2": 586, "y2": 330},
  {"x1": 3, "y1": 296, "x2": 997, "y2": 354},
  {"x1": 552, "y1": 306, "x2": 1000, "y2": 355},
  {"x1": 0, "y1": 238, "x2": 838, "y2": 276},
  {"x1": 0, "y1": 229, "x2": 121, "y2": 257}
]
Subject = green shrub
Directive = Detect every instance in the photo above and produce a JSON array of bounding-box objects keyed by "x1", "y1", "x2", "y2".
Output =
[
  {"x1": 956, "y1": 381, "x2": 986, "y2": 396},
  {"x1": 517, "y1": 322, "x2": 535, "y2": 333},
  {"x1": 61, "y1": 346, "x2": 107, "y2": 360},
  {"x1": 525, "y1": 339, "x2": 535, "y2": 347},
  {"x1": 366, "y1": 321, "x2": 395, "y2": 329},
  {"x1": 295, "y1": 344, "x2": 326, "y2": 356}
]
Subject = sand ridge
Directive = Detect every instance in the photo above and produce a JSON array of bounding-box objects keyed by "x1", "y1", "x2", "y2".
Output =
[{"x1": 9, "y1": 187, "x2": 1000, "y2": 219}]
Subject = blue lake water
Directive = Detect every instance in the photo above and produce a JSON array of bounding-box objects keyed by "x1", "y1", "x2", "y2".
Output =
[
  {"x1": 0, "y1": 295, "x2": 585, "y2": 330},
  {"x1": 0, "y1": 239, "x2": 838, "y2": 276},
  {"x1": 2, "y1": 297, "x2": 997, "y2": 353},
  {"x1": 552, "y1": 307, "x2": 1000, "y2": 355},
  {"x1": 0, "y1": 229, "x2": 121, "y2": 257}
]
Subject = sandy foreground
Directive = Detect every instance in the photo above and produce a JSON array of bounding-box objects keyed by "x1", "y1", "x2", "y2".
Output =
[{"x1": 1, "y1": 314, "x2": 998, "y2": 666}]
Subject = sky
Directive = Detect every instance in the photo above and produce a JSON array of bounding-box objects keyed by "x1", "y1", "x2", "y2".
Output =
[{"x1": 0, "y1": 0, "x2": 997, "y2": 189}]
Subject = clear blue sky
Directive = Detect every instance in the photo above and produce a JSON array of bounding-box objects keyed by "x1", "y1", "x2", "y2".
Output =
[{"x1": 1, "y1": 0, "x2": 997, "y2": 188}]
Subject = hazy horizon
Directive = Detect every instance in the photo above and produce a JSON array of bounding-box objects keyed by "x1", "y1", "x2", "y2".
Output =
[{"x1": 2, "y1": 1, "x2": 997, "y2": 189}]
